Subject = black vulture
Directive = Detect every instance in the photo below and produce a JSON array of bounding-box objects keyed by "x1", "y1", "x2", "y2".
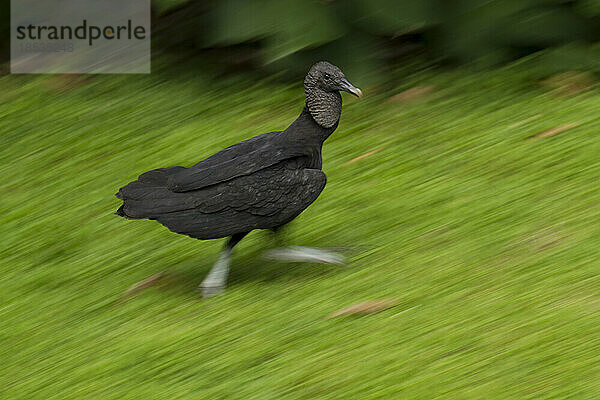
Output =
[{"x1": 115, "y1": 61, "x2": 362, "y2": 297}]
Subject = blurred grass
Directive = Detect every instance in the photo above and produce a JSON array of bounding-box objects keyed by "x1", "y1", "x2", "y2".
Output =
[{"x1": 1, "y1": 60, "x2": 599, "y2": 399}]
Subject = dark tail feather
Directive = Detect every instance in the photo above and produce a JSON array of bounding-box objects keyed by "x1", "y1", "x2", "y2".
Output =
[
  {"x1": 115, "y1": 204, "x2": 129, "y2": 218},
  {"x1": 115, "y1": 202, "x2": 144, "y2": 220},
  {"x1": 115, "y1": 166, "x2": 192, "y2": 220}
]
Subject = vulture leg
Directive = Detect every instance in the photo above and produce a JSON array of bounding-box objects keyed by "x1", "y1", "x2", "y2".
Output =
[
  {"x1": 200, "y1": 232, "x2": 248, "y2": 298},
  {"x1": 263, "y1": 246, "x2": 346, "y2": 265},
  {"x1": 264, "y1": 227, "x2": 347, "y2": 265}
]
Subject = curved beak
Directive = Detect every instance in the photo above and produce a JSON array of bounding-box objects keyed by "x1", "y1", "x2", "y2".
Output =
[{"x1": 339, "y1": 77, "x2": 362, "y2": 98}]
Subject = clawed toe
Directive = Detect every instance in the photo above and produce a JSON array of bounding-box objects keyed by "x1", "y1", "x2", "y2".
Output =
[
  {"x1": 262, "y1": 246, "x2": 346, "y2": 265},
  {"x1": 199, "y1": 285, "x2": 225, "y2": 299}
]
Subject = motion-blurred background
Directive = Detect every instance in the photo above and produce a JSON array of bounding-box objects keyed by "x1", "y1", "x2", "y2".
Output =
[
  {"x1": 1, "y1": 1, "x2": 599, "y2": 399},
  {"x1": 150, "y1": 0, "x2": 600, "y2": 79}
]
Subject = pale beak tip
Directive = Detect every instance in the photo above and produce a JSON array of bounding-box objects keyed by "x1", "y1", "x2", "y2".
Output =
[{"x1": 340, "y1": 77, "x2": 363, "y2": 99}]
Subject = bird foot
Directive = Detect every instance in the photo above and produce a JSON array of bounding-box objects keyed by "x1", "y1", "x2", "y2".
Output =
[
  {"x1": 262, "y1": 246, "x2": 346, "y2": 265},
  {"x1": 199, "y1": 284, "x2": 225, "y2": 299},
  {"x1": 198, "y1": 249, "x2": 231, "y2": 299}
]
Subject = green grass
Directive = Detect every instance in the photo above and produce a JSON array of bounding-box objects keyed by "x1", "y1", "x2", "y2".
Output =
[{"x1": 1, "y1": 61, "x2": 599, "y2": 399}]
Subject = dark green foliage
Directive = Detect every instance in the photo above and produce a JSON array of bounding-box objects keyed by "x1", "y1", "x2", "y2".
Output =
[
  {"x1": 0, "y1": 0, "x2": 9, "y2": 61},
  {"x1": 152, "y1": 0, "x2": 600, "y2": 76},
  {"x1": 153, "y1": 0, "x2": 189, "y2": 15},
  {"x1": 0, "y1": 0, "x2": 598, "y2": 73},
  {"x1": 576, "y1": 0, "x2": 600, "y2": 16}
]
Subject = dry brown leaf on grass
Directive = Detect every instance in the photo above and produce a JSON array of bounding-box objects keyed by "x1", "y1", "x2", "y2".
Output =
[
  {"x1": 328, "y1": 299, "x2": 400, "y2": 318},
  {"x1": 119, "y1": 272, "x2": 165, "y2": 301},
  {"x1": 388, "y1": 85, "x2": 435, "y2": 103},
  {"x1": 42, "y1": 74, "x2": 91, "y2": 93},
  {"x1": 524, "y1": 230, "x2": 565, "y2": 251},
  {"x1": 533, "y1": 123, "x2": 579, "y2": 138},
  {"x1": 541, "y1": 72, "x2": 596, "y2": 97},
  {"x1": 341, "y1": 147, "x2": 385, "y2": 166}
]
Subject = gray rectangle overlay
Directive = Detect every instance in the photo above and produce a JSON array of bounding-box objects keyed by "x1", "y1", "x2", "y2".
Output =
[{"x1": 11, "y1": 0, "x2": 151, "y2": 74}]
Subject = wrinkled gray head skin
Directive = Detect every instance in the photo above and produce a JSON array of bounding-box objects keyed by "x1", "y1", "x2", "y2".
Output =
[{"x1": 304, "y1": 61, "x2": 362, "y2": 128}]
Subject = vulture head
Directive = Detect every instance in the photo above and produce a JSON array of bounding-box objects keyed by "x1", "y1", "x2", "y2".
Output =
[{"x1": 304, "y1": 61, "x2": 361, "y2": 128}]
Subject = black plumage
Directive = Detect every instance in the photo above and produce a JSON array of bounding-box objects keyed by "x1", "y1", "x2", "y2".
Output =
[{"x1": 115, "y1": 61, "x2": 361, "y2": 296}]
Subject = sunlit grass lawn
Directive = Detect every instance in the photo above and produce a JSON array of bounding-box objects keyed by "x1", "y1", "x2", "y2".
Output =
[{"x1": 1, "y1": 59, "x2": 599, "y2": 399}]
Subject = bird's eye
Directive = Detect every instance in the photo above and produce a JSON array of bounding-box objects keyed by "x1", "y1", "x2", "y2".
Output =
[{"x1": 323, "y1": 73, "x2": 330, "y2": 81}]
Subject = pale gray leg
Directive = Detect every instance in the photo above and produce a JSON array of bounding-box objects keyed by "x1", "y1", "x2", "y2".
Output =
[
  {"x1": 199, "y1": 249, "x2": 231, "y2": 298},
  {"x1": 199, "y1": 232, "x2": 248, "y2": 298},
  {"x1": 263, "y1": 246, "x2": 346, "y2": 265}
]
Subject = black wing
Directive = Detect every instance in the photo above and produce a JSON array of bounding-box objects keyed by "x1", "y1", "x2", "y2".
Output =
[
  {"x1": 166, "y1": 131, "x2": 307, "y2": 192},
  {"x1": 116, "y1": 161, "x2": 326, "y2": 240}
]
